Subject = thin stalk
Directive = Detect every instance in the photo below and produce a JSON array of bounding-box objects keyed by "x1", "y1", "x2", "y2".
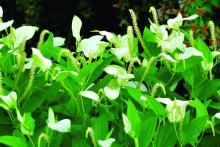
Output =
[
  {"x1": 28, "y1": 135, "x2": 36, "y2": 147},
  {"x1": 137, "y1": 57, "x2": 155, "y2": 89}
]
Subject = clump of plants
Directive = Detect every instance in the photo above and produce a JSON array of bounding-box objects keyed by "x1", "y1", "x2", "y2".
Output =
[{"x1": 1, "y1": 4, "x2": 220, "y2": 147}]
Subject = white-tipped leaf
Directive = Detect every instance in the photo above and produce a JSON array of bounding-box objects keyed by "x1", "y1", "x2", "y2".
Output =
[
  {"x1": 49, "y1": 119, "x2": 71, "y2": 133},
  {"x1": 14, "y1": 26, "x2": 38, "y2": 48},
  {"x1": 0, "y1": 20, "x2": 14, "y2": 32},
  {"x1": 98, "y1": 138, "x2": 116, "y2": 147},
  {"x1": 104, "y1": 79, "x2": 120, "y2": 100},
  {"x1": 48, "y1": 108, "x2": 71, "y2": 133},
  {"x1": 79, "y1": 91, "x2": 99, "y2": 102},
  {"x1": 53, "y1": 37, "x2": 65, "y2": 47},
  {"x1": 0, "y1": 6, "x2": 3, "y2": 17},
  {"x1": 72, "y1": 15, "x2": 82, "y2": 41},
  {"x1": 122, "y1": 113, "x2": 131, "y2": 134},
  {"x1": 32, "y1": 48, "x2": 52, "y2": 72}
]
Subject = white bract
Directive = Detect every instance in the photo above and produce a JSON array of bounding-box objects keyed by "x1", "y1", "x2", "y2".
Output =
[
  {"x1": 214, "y1": 112, "x2": 220, "y2": 119},
  {"x1": 0, "y1": 91, "x2": 17, "y2": 110},
  {"x1": 122, "y1": 113, "x2": 131, "y2": 134},
  {"x1": 104, "y1": 79, "x2": 120, "y2": 100},
  {"x1": 79, "y1": 90, "x2": 99, "y2": 102},
  {"x1": 156, "y1": 98, "x2": 188, "y2": 123},
  {"x1": 150, "y1": 13, "x2": 198, "y2": 54},
  {"x1": 78, "y1": 35, "x2": 106, "y2": 58},
  {"x1": 0, "y1": 6, "x2": 3, "y2": 18},
  {"x1": 98, "y1": 138, "x2": 116, "y2": 147},
  {"x1": 167, "y1": 13, "x2": 199, "y2": 29},
  {"x1": 111, "y1": 35, "x2": 132, "y2": 62},
  {"x1": 53, "y1": 37, "x2": 65, "y2": 47},
  {"x1": 32, "y1": 48, "x2": 52, "y2": 72},
  {"x1": 104, "y1": 65, "x2": 134, "y2": 100},
  {"x1": 14, "y1": 26, "x2": 38, "y2": 48},
  {"x1": 0, "y1": 20, "x2": 14, "y2": 32},
  {"x1": 104, "y1": 65, "x2": 134, "y2": 81},
  {"x1": 72, "y1": 15, "x2": 82, "y2": 42},
  {"x1": 48, "y1": 108, "x2": 71, "y2": 133}
]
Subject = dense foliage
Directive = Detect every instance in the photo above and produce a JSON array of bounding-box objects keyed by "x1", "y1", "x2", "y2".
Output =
[{"x1": 1, "y1": 3, "x2": 220, "y2": 147}]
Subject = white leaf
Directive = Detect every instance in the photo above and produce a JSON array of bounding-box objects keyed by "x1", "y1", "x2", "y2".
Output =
[
  {"x1": 14, "y1": 26, "x2": 38, "y2": 48},
  {"x1": 72, "y1": 15, "x2": 82, "y2": 41},
  {"x1": 32, "y1": 48, "x2": 52, "y2": 72},
  {"x1": 99, "y1": 31, "x2": 115, "y2": 42},
  {"x1": 53, "y1": 37, "x2": 65, "y2": 47},
  {"x1": 214, "y1": 113, "x2": 220, "y2": 119},
  {"x1": 183, "y1": 14, "x2": 199, "y2": 20},
  {"x1": 48, "y1": 108, "x2": 55, "y2": 125},
  {"x1": 79, "y1": 91, "x2": 99, "y2": 101},
  {"x1": 104, "y1": 79, "x2": 120, "y2": 100},
  {"x1": 122, "y1": 113, "x2": 131, "y2": 134},
  {"x1": 0, "y1": 91, "x2": 17, "y2": 110},
  {"x1": 98, "y1": 138, "x2": 115, "y2": 147},
  {"x1": 156, "y1": 98, "x2": 188, "y2": 123},
  {"x1": 0, "y1": 20, "x2": 14, "y2": 32},
  {"x1": 78, "y1": 35, "x2": 105, "y2": 58},
  {"x1": 0, "y1": 6, "x2": 3, "y2": 17},
  {"x1": 178, "y1": 47, "x2": 203, "y2": 60},
  {"x1": 49, "y1": 119, "x2": 71, "y2": 133},
  {"x1": 104, "y1": 65, "x2": 126, "y2": 76}
]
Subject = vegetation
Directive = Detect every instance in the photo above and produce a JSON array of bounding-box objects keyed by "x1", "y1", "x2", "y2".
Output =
[{"x1": 1, "y1": 2, "x2": 220, "y2": 146}]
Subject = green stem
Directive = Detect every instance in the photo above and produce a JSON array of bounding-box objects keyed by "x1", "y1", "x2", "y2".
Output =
[
  {"x1": 173, "y1": 123, "x2": 182, "y2": 147},
  {"x1": 137, "y1": 57, "x2": 155, "y2": 89},
  {"x1": 80, "y1": 96, "x2": 86, "y2": 121},
  {"x1": 134, "y1": 137, "x2": 139, "y2": 147},
  {"x1": 28, "y1": 135, "x2": 36, "y2": 147}
]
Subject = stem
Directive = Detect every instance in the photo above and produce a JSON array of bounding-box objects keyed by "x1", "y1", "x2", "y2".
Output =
[
  {"x1": 47, "y1": 130, "x2": 53, "y2": 147},
  {"x1": 134, "y1": 137, "x2": 139, "y2": 147},
  {"x1": 28, "y1": 135, "x2": 36, "y2": 147},
  {"x1": 129, "y1": 9, "x2": 152, "y2": 58},
  {"x1": 137, "y1": 57, "x2": 155, "y2": 89},
  {"x1": 209, "y1": 69, "x2": 213, "y2": 80},
  {"x1": 38, "y1": 133, "x2": 48, "y2": 147},
  {"x1": 80, "y1": 96, "x2": 86, "y2": 121},
  {"x1": 173, "y1": 123, "x2": 182, "y2": 147}
]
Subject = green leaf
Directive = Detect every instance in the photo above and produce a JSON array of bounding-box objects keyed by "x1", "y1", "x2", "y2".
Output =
[
  {"x1": 192, "y1": 79, "x2": 220, "y2": 100},
  {"x1": 194, "y1": 38, "x2": 212, "y2": 64},
  {"x1": 92, "y1": 114, "x2": 109, "y2": 141},
  {"x1": 20, "y1": 113, "x2": 35, "y2": 136},
  {"x1": 78, "y1": 60, "x2": 103, "y2": 87},
  {"x1": 0, "y1": 136, "x2": 28, "y2": 147},
  {"x1": 154, "y1": 123, "x2": 177, "y2": 147},
  {"x1": 174, "y1": 56, "x2": 202, "y2": 72},
  {"x1": 139, "y1": 116, "x2": 157, "y2": 147},
  {"x1": 125, "y1": 86, "x2": 144, "y2": 107},
  {"x1": 188, "y1": 99, "x2": 208, "y2": 118},
  {"x1": 143, "y1": 27, "x2": 157, "y2": 43},
  {"x1": 211, "y1": 0, "x2": 220, "y2": 7},
  {"x1": 72, "y1": 15, "x2": 82, "y2": 41},
  {"x1": 40, "y1": 33, "x2": 63, "y2": 61},
  {"x1": 146, "y1": 95, "x2": 166, "y2": 117},
  {"x1": 126, "y1": 100, "x2": 141, "y2": 136},
  {"x1": 182, "y1": 65, "x2": 206, "y2": 87},
  {"x1": 86, "y1": 56, "x2": 114, "y2": 88},
  {"x1": 182, "y1": 116, "x2": 208, "y2": 145}
]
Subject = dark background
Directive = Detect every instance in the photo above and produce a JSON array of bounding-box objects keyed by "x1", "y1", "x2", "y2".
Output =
[
  {"x1": 0, "y1": 0, "x2": 160, "y2": 48},
  {"x1": 1, "y1": 0, "x2": 219, "y2": 49}
]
